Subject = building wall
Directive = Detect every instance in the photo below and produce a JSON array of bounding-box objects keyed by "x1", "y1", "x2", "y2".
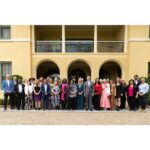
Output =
[
  {"x1": 128, "y1": 25, "x2": 150, "y2": 79},
  {"x1": 128, "y1": 42, "x2": 150, "y2": 79},
  {"x1": 0, "y1": 25, "x2": 31, "y2": 98},
  {"x1": 0, "y1": 25, "x2": 150, "y2": 99},
  {"x1": 32, "y1": 53, "x2": 129, "y2": 82}
]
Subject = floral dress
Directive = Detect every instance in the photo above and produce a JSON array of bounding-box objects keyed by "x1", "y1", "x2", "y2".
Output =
[{"x1": 51, "y1": 85, "x2": 60, "y2": 108}]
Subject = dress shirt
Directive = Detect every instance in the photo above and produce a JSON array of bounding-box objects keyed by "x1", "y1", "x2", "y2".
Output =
[
  {"x1": 134, "y1": 80, "x2": 138, "y2": 85},
  {"x1": 44, "y1": 84, "x2": 47, "y2": 93},
  {"x1": 7, "y1": 80, "x2": 10, "y2": 87},
  {"x1": 139, "y1": 83, "x2": 149, "y2": 95},
  {"x1": 87, "y1": 81, "x2": 91, "y2": 87},
  {"x1": 18, "y1": 84, "x2": 23, "y2": 93}
]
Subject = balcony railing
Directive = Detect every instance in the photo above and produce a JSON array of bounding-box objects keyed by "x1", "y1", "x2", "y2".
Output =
[
  {"x1": 97, "y1": 41, "x2": 124, "y2": 53},
  {"x1": 35, "y1": 41, "x2": 62, "y2": 53},
  {"x1": 65, "y1": 41, "x2": 94, "y2": 53},
  {"x1": 35, "y1": 41, "x2": 124, "y2": 53}
]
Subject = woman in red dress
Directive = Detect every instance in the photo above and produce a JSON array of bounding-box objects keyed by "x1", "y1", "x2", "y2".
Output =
[{"x1": 93, "y1": 78, "x2": 102, "y2": 110}]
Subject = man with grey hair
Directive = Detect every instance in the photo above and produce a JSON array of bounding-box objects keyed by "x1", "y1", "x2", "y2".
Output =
[
  {"x1": 2, "y1": 74, "x2": 14, "y2": 110},
  {"x1": 83, "y1": 76, "x2": 94, "y2": 111}
]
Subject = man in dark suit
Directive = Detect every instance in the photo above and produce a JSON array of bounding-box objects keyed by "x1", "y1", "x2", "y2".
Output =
[
  {"x1": 83, "y1": 76, "x2": 94, "y2": 111},
  {"x1": 12, "y1": 76, "x2": 17, "y2": 109},
  {"x1": 14, "y1": 79, "x2": 25, "y2": 110},
  {"x1": 134, "y1": 75, "x2": 141, "y2": 110},
  {"x1": 2, "y1": 74, "x2": 14, "y2": 110},
  {"x1": 41, "y1": 79, "x2": 50, "y2": 110}
]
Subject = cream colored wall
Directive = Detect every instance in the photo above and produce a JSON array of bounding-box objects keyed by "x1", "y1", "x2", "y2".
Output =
[
  {"x1": 128, "y1": 25, "x2": 149, "y2": 39},
  {"x1": 11, "y1": 25, "x2": 31, "y2": 39},
  {"x1": 0, "y1": 25, "x2": 31, "y2": 98},
  {"x1": 1, "y1": 25, "x2": 150, "y2": 99},
  {"x1": 127, "y1": 25, "x2": 150, "y2": 79},
  {"x1": 0, "y1": 42, "x2": 31, "y2": 79},
  {"x1": 32, "y1": 53, "x2": 129, "y2": 82},
  {"x1": 128, "y1": 42, "x2": 150, "y2": 79}
]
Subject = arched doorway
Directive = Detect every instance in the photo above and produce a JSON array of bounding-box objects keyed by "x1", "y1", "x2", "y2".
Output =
[
  {"x1": 36, "y1": 61, "x2": 60, "y2": 78},
  {"x1": 68, "y1": 60, "x2": 91, "y2": 82},
  {"x1": 99, "y1": 61, "x2": 122, "y2": 80}
]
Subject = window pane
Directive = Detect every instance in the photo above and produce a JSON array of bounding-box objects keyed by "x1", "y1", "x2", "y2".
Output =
[
  {"x1": 1, "y1": 63, "x2": 11, "y2": 75},
  {"x1": 1, "y1": 63, "x2": 12, "y2": 80},
  {"x1": 0, "y1": 25, "x2": 11, "y2": 39}
]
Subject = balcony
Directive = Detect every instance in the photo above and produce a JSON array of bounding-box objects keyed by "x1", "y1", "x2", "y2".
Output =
[
  {"x1": 35, "y1": 41, "x2": 62, "y2": 53},
  {"x1": 65, "y1": 41, "x2": 94, "y2": 53},
  {"x1": 97, "y1": 41, "x2": 124, "y2": 53}
]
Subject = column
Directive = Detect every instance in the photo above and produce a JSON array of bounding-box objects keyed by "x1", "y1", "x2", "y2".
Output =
[
  {"x1": 124, "y1": 25, "x2": 128, "y2": 53},
  {"x1": 31, "y1": 25, "x2": 35, "y2": 53},
  {"x1": 62, "y1": 25, "x2": 65, "y2": 53},
  {"x1": 94, "y1": 25, "x2": 97, "y2": 53}
]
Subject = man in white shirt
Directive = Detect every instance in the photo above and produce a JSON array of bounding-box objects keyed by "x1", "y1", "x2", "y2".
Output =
[
  {"x1": 138, "y1": 78, "x2": 149, "y2": 112},
  {"x1": 14, "y1": 79, "x2": 25, "y2": 110}
]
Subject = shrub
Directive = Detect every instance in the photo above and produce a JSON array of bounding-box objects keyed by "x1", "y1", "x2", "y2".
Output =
[
  {"x1": 140, "y1": 77, "x2": 150, "y2": 105},
  {"x1": 11, "y1": 74, "x2": 23, "y2": 81}
]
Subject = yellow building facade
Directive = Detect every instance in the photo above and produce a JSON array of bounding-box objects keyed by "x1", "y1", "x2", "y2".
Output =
[{"x1": 0, "y1": 25, "x2": 150, "y2": 98}]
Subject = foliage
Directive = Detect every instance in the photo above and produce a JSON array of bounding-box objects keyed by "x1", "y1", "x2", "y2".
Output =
[
  {"x1": 140, "y1": 77, "x2": 150, "y2": 105},
  {"x1": 11, "y1": 74, "x2": 23, "y2": 81}
]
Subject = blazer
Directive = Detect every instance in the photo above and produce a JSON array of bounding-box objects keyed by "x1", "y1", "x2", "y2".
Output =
[
  {"x1": 83, "y1": 81, "x2": 94, "y2": 96},
  {"x1": 2, "y1": 80, "x2": 14, "y2": 93},
  {"x1": 126, "y1": 85, "x2": 137, "y2": 98},
  {"x1": 68, "y1": 84, "x2": 77, "y2": 98},
  {"x1": 14, "y1": 84, "x2": 25, "y2": 96},
  {"x1": 77, "y1": 84, "x2": 84, "y2": 94},
  {"x1": 41, "y1": 83, "x2": 50, "y2": 96}
]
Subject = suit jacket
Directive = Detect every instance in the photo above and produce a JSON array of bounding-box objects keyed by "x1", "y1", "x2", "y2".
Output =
[
  {"x1": 126, "y1": 85, "x2": 137, "y2": 98},
  {"x1": 134, "y1": 80, "x2": 141, "y2": 93},
  {"x1": 41, "y1": 83, "x2": 50, "y2": 96},
  {"x1": 2, "y1": 80, "x2": 14, "y2": 93},
  {"x1": 77, "y1": 84, "x2": 84, "y2": 96},
  {"x1": 83, "y1": 81, "x2": 94, "y2": 96},
  {"x1": 14, "y1": 83, "x2": 25, "y2": 96}
]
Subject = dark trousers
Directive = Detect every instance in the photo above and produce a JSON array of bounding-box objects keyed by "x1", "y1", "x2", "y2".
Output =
[
  {"x1": 17, "y1": 93, "x2": 25, "y2": 110},
  {"x1": 11, "y1": 93, "x2": 17, "y2": 109},
  {"x1": 139, "y1": 95, "x2": 147, "y2": 110},
  {"x1": 77, "y1": 95, "x2": 84, "y2": 110},
  {"x1": 69, "y1": 97, "x2": 76, "y2": 110},
  {"x1": 135, "y1": 98, "x2": 139, "y2": 109},
  {"x1": 42, "y1": 95, "x2": 49, "y2": 109},
  {"x1": 4, "y1": 93, "x2": 12, "y2": 110},
  {"x1": 85, "y1": 94, "x2": 93, "y2": 110},
  {"x1": 120, "y1": 95, "x2": 126, "y2": 109},
  {"x1": 127, "y1": 96, "x2": 135, "y2": 110},
  {"x1": 61, "y1": 100, "x2": 66, "y2": 110},
  {"x1": 93, "y1": 94, "x2": 100, "y2": 110}
]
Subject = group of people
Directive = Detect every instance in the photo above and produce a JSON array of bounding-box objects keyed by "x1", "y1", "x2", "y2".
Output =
[{"x1": 2, "y1": 74, "x2": 149, "y2": 112}]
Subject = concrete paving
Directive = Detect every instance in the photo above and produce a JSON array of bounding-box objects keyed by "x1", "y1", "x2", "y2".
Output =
[{"x1": 0, "y1": 108, "x2": 150, "y2": 125}]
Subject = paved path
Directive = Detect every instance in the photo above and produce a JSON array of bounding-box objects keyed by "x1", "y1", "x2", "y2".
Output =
[{"x1": 0, "y1": 109, "x2": 150, "y2": 125}]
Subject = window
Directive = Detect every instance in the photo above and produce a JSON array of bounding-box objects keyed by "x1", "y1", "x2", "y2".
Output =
[
  {"x1": 0, "y1": 62, "x2": 12, "y2": 89},
  {"x1": 0, "y1": 25, "x2": 11, "y2": 39}
]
